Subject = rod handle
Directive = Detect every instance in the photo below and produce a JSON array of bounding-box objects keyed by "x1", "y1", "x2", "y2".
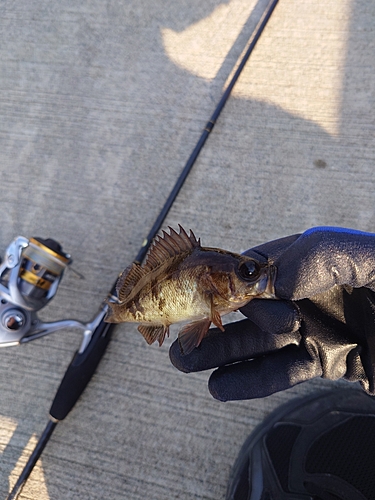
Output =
[{"x1": 49, "y1": 321, "x2": 114, "y2": 421}]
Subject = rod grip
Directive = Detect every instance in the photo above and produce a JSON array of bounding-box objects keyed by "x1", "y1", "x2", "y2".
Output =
[{"x1": 49, "y1": 321, "x2": 114, "y2": 421}]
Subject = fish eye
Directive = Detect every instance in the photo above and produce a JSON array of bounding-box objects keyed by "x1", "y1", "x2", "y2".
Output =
[{"x1": 238, "y1": 260, "x2": 261, "y2": 281}]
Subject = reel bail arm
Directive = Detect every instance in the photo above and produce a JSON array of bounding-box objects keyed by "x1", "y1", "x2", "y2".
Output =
[{"x1": 0, "y1": 235, "x2": 102, "y2": 348}]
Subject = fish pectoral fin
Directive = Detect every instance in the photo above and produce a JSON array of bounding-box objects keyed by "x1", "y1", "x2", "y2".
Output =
[
  {"x1": 178, "y1": 319, "x2": 211, "y2": 355},
  {"x1": 210, "y1": 306, "x2": 225, "y2": 332},
  {"x1": 138, "y1": 324, "x2": 169, "y2": 347},
  {"x1": 207, "y1": 292, "x2": 225, "y2": 332}
]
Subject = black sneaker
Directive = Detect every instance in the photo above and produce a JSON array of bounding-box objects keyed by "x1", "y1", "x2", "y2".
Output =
[{"x1": 226, "y1": 388, "x2": 375, "y2": 500}]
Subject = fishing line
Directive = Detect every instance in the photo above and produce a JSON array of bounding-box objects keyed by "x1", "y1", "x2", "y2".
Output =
[{"x1": 7, "y1": 0, "x2": 279, "y2": 497}]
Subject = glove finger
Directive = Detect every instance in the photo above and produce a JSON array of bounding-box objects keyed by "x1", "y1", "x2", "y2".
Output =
[
  {"x1": 208, "y1": 344, "x2": 323, "y2": 401},
  {"x1": 275, "y1": 227, "x2": 375, "y2": 299},
  {"x1": 243, "y1": 234, "x2": 300, "y2": 262},
  {"x1": 240, "y1": 299, "x2": 301, "y2": 335},
  {"x1": 169, "y1": 319, "x2": 301, "y2": 373}
]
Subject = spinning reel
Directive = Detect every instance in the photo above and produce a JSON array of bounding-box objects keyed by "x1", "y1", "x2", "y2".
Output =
[{"x1": 0, "y1": 236, "x2": 106, "y2": 351}]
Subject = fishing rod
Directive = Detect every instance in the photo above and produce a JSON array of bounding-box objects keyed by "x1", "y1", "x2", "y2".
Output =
[{"x1": 5, "y1": 0, "x2": 279, "y2": 497}]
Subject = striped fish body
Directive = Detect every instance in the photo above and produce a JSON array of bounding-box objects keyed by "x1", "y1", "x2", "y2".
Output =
[{"x1": 105, "y1": 226, "x2": 276, "y2": 354}]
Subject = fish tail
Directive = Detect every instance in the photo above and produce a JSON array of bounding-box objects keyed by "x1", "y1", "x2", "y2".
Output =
[{"x1": 104, "y1": 301, "x2": 124, "y2": 323}]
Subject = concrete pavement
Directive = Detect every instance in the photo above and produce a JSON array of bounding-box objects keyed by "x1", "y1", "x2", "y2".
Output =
[{"x1": 0, "y1": 0, "x2": 374, "y2": 498}]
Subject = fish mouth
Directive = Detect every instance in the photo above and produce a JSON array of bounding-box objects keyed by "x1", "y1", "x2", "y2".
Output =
[
  {"x1": 259, "y1": 264, "x2": 277, "y2": 298},
  {"x1": 248, "y1": 264, "x2": 277, "y2": 299}
]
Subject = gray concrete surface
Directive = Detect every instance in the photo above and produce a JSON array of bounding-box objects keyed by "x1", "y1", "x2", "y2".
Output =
[{"x1": 0, "y1": 0, "x2": 374, "y2": 498}]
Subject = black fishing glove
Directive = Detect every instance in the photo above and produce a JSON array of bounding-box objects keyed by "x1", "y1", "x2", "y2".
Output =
[{"x1": 169, "y1": 227, "x2": 375, "y2": 400}]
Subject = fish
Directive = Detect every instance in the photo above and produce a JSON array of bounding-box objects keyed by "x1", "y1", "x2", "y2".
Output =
[{"x1": 105, "y1": 225, "x2": 276, "y2": 354}]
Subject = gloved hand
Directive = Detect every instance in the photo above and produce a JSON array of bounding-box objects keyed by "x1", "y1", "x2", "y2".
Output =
[{"x1": 169, "y1": 227, "x2": 375, "y2": 400}]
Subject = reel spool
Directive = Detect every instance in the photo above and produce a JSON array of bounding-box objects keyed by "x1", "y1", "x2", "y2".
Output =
[{"x1": 18, "y1": 237, "x2": 71, "y2": 305}]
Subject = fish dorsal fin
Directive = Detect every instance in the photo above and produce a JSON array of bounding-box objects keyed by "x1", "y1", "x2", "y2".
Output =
[
  {"x1": 116, "y1": 263, "x2": 146, "y2": 302},
  {"x1": 116, "y1": 226, "x2": 199, "y2": 302},
  {"x1": 144, "y1": 225, "x2": 200, "y2": 271}
]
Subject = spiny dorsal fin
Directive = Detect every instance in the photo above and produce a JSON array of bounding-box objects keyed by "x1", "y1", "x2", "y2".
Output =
[
  {"x1": 116, "y1": 263, "x2": 146, "y2": 302},
  {"x1": 143, "y1": 225, "x2": 200, "y2": 272}
]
